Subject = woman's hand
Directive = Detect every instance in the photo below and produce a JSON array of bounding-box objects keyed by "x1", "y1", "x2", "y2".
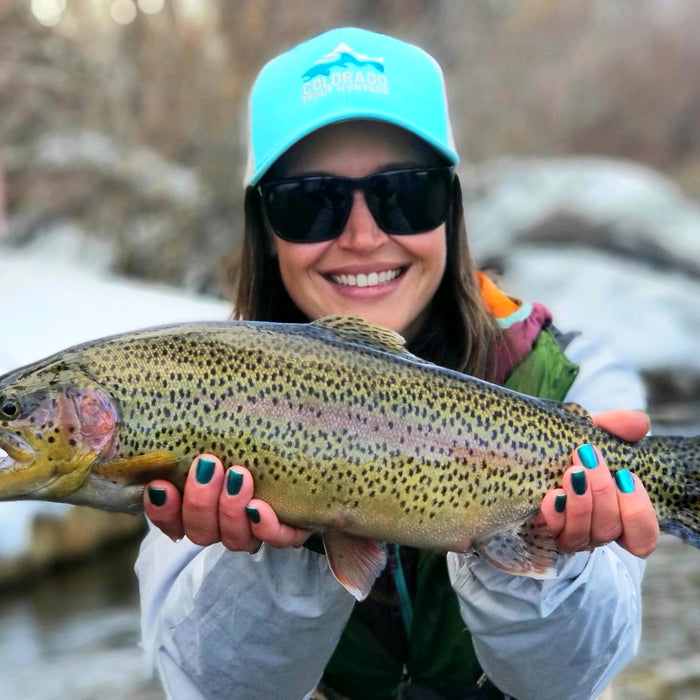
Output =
[
  {"x1": 144, "y1": 454, "x2": 312, "y2": 551},
  {"x1": 538, "y1": 410, "x2": 660, "y2": 558}
]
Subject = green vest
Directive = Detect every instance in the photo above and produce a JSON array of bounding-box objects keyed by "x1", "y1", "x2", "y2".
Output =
[{"x1": 322, "y1": 329, "x2": 579, "y2": 700}]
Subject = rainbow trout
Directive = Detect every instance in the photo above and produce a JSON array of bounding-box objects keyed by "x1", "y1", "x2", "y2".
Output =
[{"x1": 0, "y1": 315, "x2": 699, "y2": 599}]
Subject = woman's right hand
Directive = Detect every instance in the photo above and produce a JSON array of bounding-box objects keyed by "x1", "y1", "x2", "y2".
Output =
[{"x1": 143, "y1": 454, "x2": 312, "y2": 552}]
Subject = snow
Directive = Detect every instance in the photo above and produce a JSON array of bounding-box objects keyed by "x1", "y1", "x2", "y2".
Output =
[{"x1": 0, "y1": 248, "x2": 231, "y2": 557}]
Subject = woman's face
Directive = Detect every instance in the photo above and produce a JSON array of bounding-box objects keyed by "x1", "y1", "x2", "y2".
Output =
[{"x1": 269, "y1": 121, "x2": 448, "y2": 341}]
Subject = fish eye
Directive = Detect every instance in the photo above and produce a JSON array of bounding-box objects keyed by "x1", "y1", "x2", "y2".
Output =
[{"x1": 0, "y1": 395, "x2": 21, "y2": 420}]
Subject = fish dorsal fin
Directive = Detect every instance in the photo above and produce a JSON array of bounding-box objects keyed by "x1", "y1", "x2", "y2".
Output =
[
  {"x1": 311, "y1": 314, "x2": 430, "y2": 364},
  {"x1": 322, "y1": 530, "x2": 387, "y2": 601},
  {"x1": 313, "y1": 315, "x2": 406, "y2": 352},
  {"x1": 473, "y1": 517, "x2": 569, "y2": 579}
]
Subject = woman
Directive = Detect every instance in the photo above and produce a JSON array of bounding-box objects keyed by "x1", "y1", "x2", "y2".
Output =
[{"x1": 136, "y1": 28, "x2": 659, "y2": 700}]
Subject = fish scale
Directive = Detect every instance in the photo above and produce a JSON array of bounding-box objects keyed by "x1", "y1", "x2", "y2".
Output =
[{"x1": 0, "y1": 314, "x2": 698, "y2": 600}]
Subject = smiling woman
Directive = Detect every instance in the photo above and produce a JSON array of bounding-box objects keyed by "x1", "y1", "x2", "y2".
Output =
[
  {"x1": 136, "y1": 27, "x2": 661, "y2": 700},
  {"x1": 263, "y1": 122, "x2": 449, "y2": 342}
]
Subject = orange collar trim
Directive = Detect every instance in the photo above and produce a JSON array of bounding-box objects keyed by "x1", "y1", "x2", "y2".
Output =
[{"x1": 476, "y1": 271, "x2": 521, "y2": 320}]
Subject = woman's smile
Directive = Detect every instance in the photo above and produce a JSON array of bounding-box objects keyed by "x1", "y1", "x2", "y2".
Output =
[{"x1": 326, "y1": 266, "x2": 404, "y2": 289}]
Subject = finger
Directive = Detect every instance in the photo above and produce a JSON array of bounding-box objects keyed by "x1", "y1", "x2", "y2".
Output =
[
  {"x1": 218, "y1": 467, "x2": 263, "y2": 553},
  {"x1": 556, "y1": 465, "x2": 593, "y2": 552},
  {"x1": 592, "y1": 410, "x2": 650, "y2": 442},
  {"x1": 538, "y1": 489, "x2": 568, "y2": 535},
  {"x1": 181, "y1": 454, "x2": 225, "y2": 546},
  {"x1": 614, "y1": 471, "x2": 660, "y2": 558},
  {"x1": 576, "y1": 444, "x2": 623, "y2": 546},
  {"x1": 245, "y1": 499, "x2": 313, "y2": 549},
  {"x1": 144, "y1": 479, "x2": 185, "y2": 541}
]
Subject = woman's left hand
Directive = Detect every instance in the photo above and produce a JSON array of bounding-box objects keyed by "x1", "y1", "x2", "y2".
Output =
[{"x1": 538, "y1": 410, "x2": 660, "y2": 558}]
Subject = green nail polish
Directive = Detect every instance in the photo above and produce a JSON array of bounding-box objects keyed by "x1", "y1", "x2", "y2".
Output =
[
  {"x1": 148, "y1": 486, "x2": 166, "y2": 507},
  {"x1": 196, "y1": 457, "x2": 215, "y2": 484},
  {"x1": 578, "y1": 444, "x2": 598, "y2": 469},
  {"x1": 554, "y1": 494, "x2": 567, "y2": 513},
  {"x1": 227, "y1": 470, "x2": 243, "y2": 496},
  {"x1": 246, "y1": 505, "x2": 261, "y2": 524},
  {"x1": 615, "y1": 469, "x2": 635, "y2": 494},
  {"x1": 572, "y1": 469, "x2": 587, "y2": 496}
]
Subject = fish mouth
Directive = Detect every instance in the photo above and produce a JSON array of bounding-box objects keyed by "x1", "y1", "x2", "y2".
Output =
[{"x1": 0, "y1": 430, "x2": 35, "y2": 471}]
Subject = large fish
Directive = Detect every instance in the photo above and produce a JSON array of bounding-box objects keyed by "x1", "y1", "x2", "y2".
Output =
[{"x1": 0, "y1": 315, "x2": 698, "y2": 599}]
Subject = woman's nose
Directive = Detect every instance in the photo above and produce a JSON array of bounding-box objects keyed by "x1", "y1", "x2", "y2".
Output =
[{"x1": 335, "y1": 190, "x2": 388, "y2": 251}]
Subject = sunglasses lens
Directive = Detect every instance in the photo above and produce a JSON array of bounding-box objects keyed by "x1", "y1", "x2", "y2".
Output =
[
  {"x1": 262, "y1": 179, "x2": 352, "y2": 243},
  {"x1": 367, "y1": 169, "x2": 452, "y2": 234},
  {"x1": 261, "y1": 167, "x2": 453, "y2": 242}
]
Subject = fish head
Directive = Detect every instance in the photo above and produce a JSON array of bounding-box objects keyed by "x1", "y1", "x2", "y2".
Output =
[{"x1": 0, "y1": 363, "x2": 118, "y2": 502}]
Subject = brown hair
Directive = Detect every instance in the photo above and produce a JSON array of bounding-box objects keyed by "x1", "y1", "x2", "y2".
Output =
[{"x1": 226, "y1": 176, "x2": 503, "y2": 381}]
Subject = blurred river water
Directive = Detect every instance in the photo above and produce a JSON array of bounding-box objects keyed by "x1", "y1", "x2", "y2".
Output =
[{"x1": 0, "y1": 538, "x2": 163, "y2": 699}]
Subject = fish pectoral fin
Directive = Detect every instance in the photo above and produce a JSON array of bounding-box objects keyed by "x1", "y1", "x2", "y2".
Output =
[
  {"x1": 322, "y1": 531, "x2": 387, "y2": 601},
  {"x1": 93, "y1": 452, "x2": 184, "y2": 486},
  {"x1": 473, "y1": 519, "x2": 565, "y2": 579}
]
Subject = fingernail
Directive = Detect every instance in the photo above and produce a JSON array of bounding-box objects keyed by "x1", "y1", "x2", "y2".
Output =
[
  {"x1": 196, "y1": 457, "x2": 216, "y2": 484},
  {"x1": 555, "y1": 494, "x2": 567, "y2": 513},
  {"x1": 245, "y1": 505, "x2": 261, "y2": 524},
  {"x1": 227, "y1": 469, "x2": 243, "y2": 496},
  {"x1": 578, "y1": 444, "x2": 598, "y2": 469},
  {"x1": 148, "y1": 486, "x2": 166, "y2": 507},
  {"x1": 572, "y1": 469, "x2": 587, "y2": 495},
  {"x1": 615, "y1": 469, "x2": 635, "y2": 494}
]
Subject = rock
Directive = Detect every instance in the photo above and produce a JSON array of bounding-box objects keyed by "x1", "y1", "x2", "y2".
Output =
[
  {"x1": 29, "y1": 508, "x2": 145, "y2": 569},
  {"x1": 463, "y1": 156, "x2": 700, "y2": 273},
  {"x1": 0, "y1": 507, "x2": 146, "y2": 589},
  {"x1": 462, "y1": 156, "x2": 700, "y2": 416},
  {"x1": 2, "y1": 129, "x2": 216, "y2": 290}
]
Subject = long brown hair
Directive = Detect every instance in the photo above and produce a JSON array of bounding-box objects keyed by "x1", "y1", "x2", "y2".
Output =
[{"x1": 226, "y1": 175, "x2": 503, "y2": 381}]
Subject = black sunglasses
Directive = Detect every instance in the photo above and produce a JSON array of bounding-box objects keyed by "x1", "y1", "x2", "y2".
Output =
[{"x1": 258, "y1": 166, "x2": 454, "y2": 243}]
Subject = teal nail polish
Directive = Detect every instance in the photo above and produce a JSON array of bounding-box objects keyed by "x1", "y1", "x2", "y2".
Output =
[
  {"x1": 148, "y1": 486, "x2": 166, "y2": 507},
  {"x1": 246, "y1": 505, "x2": 261, "y2": 524},
  {"x1": 571, "y1": 469, "x2": 587, "y2": 496},
  {"x1": 615, "y1": 469, "x2": 635, "y2": 494},
  {"x1": 555, "y1": 494, "x2": 567, "y2": 513},
  {"x1": 196, "y1": 457, "x2": 215, "y2": 484},
  {"x1": 578, "y1": 444, "x2": 598, "y2": 469},
  {"x1": 227, "y1": 470, "x2": 243, "y2": 496}
]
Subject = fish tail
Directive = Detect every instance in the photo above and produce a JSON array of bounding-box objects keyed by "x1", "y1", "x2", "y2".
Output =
[{"x1": 648, "y1": 436, "x2": 700, "y2": 547}]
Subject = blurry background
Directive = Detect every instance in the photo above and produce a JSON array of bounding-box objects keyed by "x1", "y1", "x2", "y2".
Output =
[{"x1": 0, "y1": 0, "x2": 699, "y2": 697}]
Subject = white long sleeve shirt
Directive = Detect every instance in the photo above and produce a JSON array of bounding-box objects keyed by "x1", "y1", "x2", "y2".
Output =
[{"x1": 135, "y1": 332, "x2": 647, "y2": 700}]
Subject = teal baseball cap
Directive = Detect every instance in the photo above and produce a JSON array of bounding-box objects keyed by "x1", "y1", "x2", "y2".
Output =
[{"x1": 244, "y1": 27, "x2": 459, "y2": 185}]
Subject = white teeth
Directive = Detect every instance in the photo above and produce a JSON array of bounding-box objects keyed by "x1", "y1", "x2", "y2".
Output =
[{"x1": 332, "y1": 269, "x2": 402, "y2": 287}]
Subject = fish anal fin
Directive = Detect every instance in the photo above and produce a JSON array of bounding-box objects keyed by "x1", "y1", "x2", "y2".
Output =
[
  {"x1": 473, "y1": 519, "x2": 564, "y2": 579},
  {"x1": 94, "y1": 452, "x2": 184, "y2": 486},
  {"x1": 322, "y1": 530, "x2": 387, "y2": 601}
]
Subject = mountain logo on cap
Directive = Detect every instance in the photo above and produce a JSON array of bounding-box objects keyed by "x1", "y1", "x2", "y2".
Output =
[
  {"x1": 302, "y1": 43, "x2": 384, "y2": 82},
  {"x1": 301, "y1": 43, "x2": 389, "y2": 103}
]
